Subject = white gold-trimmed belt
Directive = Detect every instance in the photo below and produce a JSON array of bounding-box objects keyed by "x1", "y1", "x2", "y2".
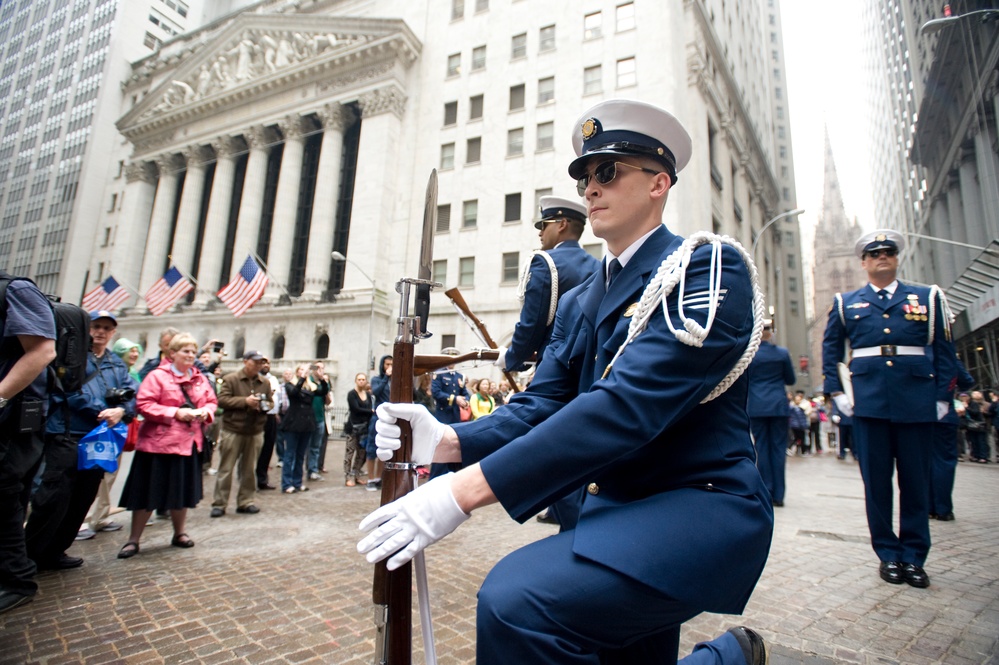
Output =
[{"x1": 852, "y1": 345, "x2": 925, "y2": 358}]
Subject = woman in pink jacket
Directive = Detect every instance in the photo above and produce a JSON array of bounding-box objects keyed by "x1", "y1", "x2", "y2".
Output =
[{"x1": 117, "y1": 333, "x2": 218, "y2": 558}]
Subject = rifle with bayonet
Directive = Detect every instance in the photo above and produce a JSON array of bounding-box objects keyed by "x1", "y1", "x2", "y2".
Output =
[
  {"x1": 372, "y1": 170, "x2": 440, "y2": 665},
  {"x1": 444, "y1": 288, "x2": 521, "y2": 393}
]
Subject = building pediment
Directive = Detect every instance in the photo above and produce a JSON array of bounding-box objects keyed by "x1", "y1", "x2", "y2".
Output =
[{"x1": 118, "y1": 13, "x2": 419, "y2": 146}]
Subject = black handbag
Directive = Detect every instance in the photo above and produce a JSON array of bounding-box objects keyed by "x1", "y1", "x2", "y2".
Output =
[{"x1": 342, "y1": 419, "x2": 353, "y2": 436}]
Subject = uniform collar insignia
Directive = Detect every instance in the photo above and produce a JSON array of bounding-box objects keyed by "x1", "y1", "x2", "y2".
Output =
[{"x1": 847, "y1": 302, "x2": 870, "y2": 308}]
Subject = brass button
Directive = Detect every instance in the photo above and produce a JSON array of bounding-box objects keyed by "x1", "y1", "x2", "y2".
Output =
[
  {"x1": 883, "y1": 313, "x2": 890, "y2": 319},
  {"x1": 886, "y1": 360, "x2": 893, "y2": 367},
  {"x1": 587, "y1": 482, "x2": 599, "y2": 495},
  {"x1": 883, "y1": 328, "x2": 891, "y2": 334},
  {"x1": 705, "y1": 483, "x2": 715, "y2": 491}
]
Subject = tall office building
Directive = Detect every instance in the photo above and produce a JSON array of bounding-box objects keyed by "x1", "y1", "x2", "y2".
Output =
[
  {"x1": 0, "y1": 0, "x2": 203, "y2": 296},
  {"x1": 6, "y1": 0, "x2": 804, "y2": 392}
]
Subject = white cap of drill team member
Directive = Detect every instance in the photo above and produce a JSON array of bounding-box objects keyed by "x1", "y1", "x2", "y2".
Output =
[
  {"x1": 568, "y1": 99, "x2": 693, "y2": 186},
  {"x1": 854, "y1": 229, "x2": 906, "y2": 258},
  {"x1": 534, "y1": 196, "x2": 588, "y2": 230}
]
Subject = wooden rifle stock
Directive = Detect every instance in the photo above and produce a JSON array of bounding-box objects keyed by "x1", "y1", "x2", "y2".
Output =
[
  {"x1": 444, "y1": 287, "x2": 521, "y2": 393},
  {"x1": 413, "y1": 350, "x2": 499, "y2": 375}
]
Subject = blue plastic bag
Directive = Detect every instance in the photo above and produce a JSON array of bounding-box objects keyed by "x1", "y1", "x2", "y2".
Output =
[{"x1": 77, "y1": 422, "x2": 127, "y2": 473}]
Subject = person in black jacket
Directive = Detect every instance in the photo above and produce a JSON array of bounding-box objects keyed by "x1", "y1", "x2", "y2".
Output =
[{"x1": 279, "y1": 364, "x2": 328, "y2": 493}]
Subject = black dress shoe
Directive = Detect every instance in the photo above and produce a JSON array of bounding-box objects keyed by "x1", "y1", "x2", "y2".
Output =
[
  {"x1": 727, "y1": 626, "x2": 768, "y2": 665},
  {"x1": 236, "y1": 505, "x2": 260, "y2": 514},
  {"x1": 879, "y1": 561, "x2": 904, "y2": 584},
  {"x1": 902, "y1": 563, "x2": 930, "y2": 588},
  {"x1": 0, "y1": 590, "x2": 33, "y2": 615},
  {"x1": 258, "y1": 483, "x2": 276, "y2": 490},
  {"x1": 36, "y1": 554, "x2": 84, "y2": 571},
  {"x1": 210, "y1": 507, "x2": 225, "y2": 518},
  {"x1": 936, "y1": 512, "x2": 955, "y2": 521}
]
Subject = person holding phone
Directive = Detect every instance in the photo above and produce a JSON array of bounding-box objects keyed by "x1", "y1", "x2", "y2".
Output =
[{"x1": 306, "y1": 361, "x2": 331, "y2": 481}]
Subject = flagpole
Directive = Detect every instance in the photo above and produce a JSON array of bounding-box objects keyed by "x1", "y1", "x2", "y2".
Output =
[{"x1": 248, "y1": 250, "x2": 293, "y2": 299}]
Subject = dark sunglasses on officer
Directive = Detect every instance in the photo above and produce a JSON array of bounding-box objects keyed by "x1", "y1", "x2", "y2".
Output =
[
  {"x1": 576, "y1": 160, "x2": 666, "y2": 196},
  {"x1": 864, "y1": 248, "x2": 898, "y2": 259}
]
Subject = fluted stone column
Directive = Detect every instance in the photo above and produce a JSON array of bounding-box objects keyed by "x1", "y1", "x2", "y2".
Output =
[
  {"x1": 169, "y1": 145, "x2": 211, "y2": 280},
  {"x1": 195, "y1": 136, "x2": 242, "y2": 303},
  {"x1": 264, "y1": 115, "x2": 307, "y2": 299},
  {"x1": 302, "y1": 103, "x2": 349, "y2": 299},
  {"x1": 229, "y1": 125, "x2": 274, "y2": 277},
  {"x1": 139, "y1": 154, "x2": 183, "y2": 296},
  {"x1": 114, "y1": 161, "x2": 157, "y2": 307}
]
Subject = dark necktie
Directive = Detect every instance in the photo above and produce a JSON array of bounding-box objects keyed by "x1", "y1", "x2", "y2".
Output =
[
  {"x1": 878, "y1": 288, "x2": 889, "y2": 301},
  {"x1": 607, "y1": 259, "x2": 622, "y2": 289}
]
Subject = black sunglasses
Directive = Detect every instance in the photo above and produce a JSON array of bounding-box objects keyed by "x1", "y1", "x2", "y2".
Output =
[
  {"x1": 865, "y1": 248, "x2": 898, "y2": 259},
  {"x1": 576, "y1": 161, "x2": 665, "y2": 196}
]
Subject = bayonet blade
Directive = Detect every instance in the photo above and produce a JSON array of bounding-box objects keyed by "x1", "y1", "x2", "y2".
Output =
[{"x1": 414, "y1": 170, "x2": 437, "y2": 338}]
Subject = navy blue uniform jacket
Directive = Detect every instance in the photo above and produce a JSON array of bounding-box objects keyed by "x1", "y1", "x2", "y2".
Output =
[
  {"x1": 505, "y1": 241, "x2": 601, "y2": 371},
  {"x1": 455, "y1": 225, "x2": 773, "y2": 614},
  {"x1": 432, "y1": 371, "x2": 469, "y2": 425},
  {"x1": 746, "y1": 341, "x2": 795, "y2": 418},
  {"x1": 822, "y1": 282, "x2": 958, "y2": 423}
]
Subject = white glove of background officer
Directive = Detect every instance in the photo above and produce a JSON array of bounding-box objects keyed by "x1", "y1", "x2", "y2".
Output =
[
  {"x1": 374, "y1": 403, "x2": 449, "y2": 463},
  {"x1": 358, "y1": 473, "x2": 470, "y2": 570},
  {"x1": 936, "y1": 400, "x2": 949, "y2": 421}
]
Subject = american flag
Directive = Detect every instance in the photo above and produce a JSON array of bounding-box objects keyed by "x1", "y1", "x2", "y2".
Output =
[
  {"x1": 217, "y1": 255, "x2": 268, "y2": 317},
  {"x1": 145, "y1": 266, "x2": 194, "y2": 316},
  {"x1": 81, "y1": 276, "x2": 130, "y2": 312}
]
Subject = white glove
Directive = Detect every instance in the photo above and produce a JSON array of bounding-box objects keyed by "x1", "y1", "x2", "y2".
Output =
[
  {"x1": 831, "y1": 415, "x2": 841, "y2": 425},
  {"x1": 832, "y1": 393, "x2": 853, "y2": 418},
  {"x1": 375, "y1": 403, "x2": 448, "y2": 463},
  {"x1": 493, "y1": 346, "x2": 508, "y2": 369},
  {"x1": 357, "y1": 473, "x2": 470, "y2": 570},
  {"x1": 937, "y1": 400, "x2": 949, "y2": 420}
]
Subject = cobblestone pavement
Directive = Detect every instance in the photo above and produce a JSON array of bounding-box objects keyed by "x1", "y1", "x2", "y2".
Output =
[{"x1": 1, "y1": 449, "x2": 997, "y2": 664}]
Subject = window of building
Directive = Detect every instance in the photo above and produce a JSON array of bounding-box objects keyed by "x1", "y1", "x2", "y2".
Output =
[
  {"x1": 446, "y1": 53, "x2": 461, "y2": 77},
  {"x1": 790, "y1": 300, "x2": 799, "y2": 316},
  {"x1": 788, "y1": 277, "x2": 797, "y2": 292},
  {"x1": 537, "y1": 122, "x2": 553, "y2": 151},
  {"x1": 534, "y1": 188, "x2": 551, "y2": 214},
  {"x1": 505, "y1": 193, "x2": 521, "y2": 222},
  {"x1": 100, "y1": 227, "x2": 111, "y2": 247},
  {"x1": 616, "y1": 57, "x2": 636, "y2": 88},
  {"x1": 440, "y1": 334, "x2": 456, "y2": 351},
  {"x1": 472, "y1": 45, "x2": 486, "y2": 70},
  {"x1": 511, "y1": 32, "x2": 527, "y2": 60},
  {"x1": 509, "y1": 83, "x2": 525, "y2": 111},
  {"x1": 441, "y1": 143, "x2": 455, "y2": 170},
  {"x1": 539, "y1": 24, "x2": 555, "y2": 52},
  {"x1": 775, "y1": 86, "x2": 782, "y2": 99},
  {"x1": 459, "y1": 257, "x2": 475, "y2": 286},
  {"x1": 143, "y1": 32, "x2": 160, "y2": 50},
  {"x1": 273, "y1": 335, "x2": 285, "y2": 359},
  {"x1": 315, "y1": 334, "x2": 329, "y2": 359},
  {"x1": 616, "y1": 2, "x2": 635, "y2": 32},
  {"x1": 776, "y1": 106, "x2": 784, "y2": 120},
  {"x1": 433, "y1": 259, "x2": 447, "y2": 285},
  {"x1": 475, "y1": 0, "x2": 488, "y2": 11},
  {"x1": 537, "y1": 76, "x2": 555, "y2": 104},
  {"x1": 584, "y1": 65, "x2": 602, "y2": 95},
  {"x1": 107, "y1": 193, "x2": 117, "y2": 212},
  {"x1": 507, "y1": 128, "x2": 524, "y2": 156},
  {"x1": 787, "y1": 254, "x2": 795, "y2": 269},
  {"x1": 463, "y1": 200, "x2": 478, "y2": 228},
  {"x1": 779, "y1": 145, "x2": 786, "y2": 159},
  {"x1": 451, "y1": 0, "x2": 464, "y2": 20},
  {"x1": 584, "y1": 11, "x2": 602, "y2": 39},
  {"x1": 466, "y1": 137, "x2": 481, "y2": 163},
  {"x1": 502, "y1": 252, "x2": 520, "y2": 283},
  {"x1": 470, "y1": 94, "x2": 484, "y2": 120},
  {"x1": 778, "y1": 126, "x2": 785, "y2": 139},
  {"x1": 444, "y1": 101, "x2": 458, "y2": 126},
  {"x1": 436, "y1": 204, "x2": 451, "y2": 233}
]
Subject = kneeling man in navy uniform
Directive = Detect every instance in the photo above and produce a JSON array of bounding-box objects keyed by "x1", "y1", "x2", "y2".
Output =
[{"x1": 359, "y1": 100, "x2": 772, "y2": 665}]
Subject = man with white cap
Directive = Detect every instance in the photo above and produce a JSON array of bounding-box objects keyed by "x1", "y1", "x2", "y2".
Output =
[
  {"x1": 496, "y1": 195, "x2": 601, "y2": 373},
  {"x1": 822, "y1": 229, "x2": 959, "y2": 589},
  {"x1": 360, "y1": 99, "x2": 772, "y2": 664}
]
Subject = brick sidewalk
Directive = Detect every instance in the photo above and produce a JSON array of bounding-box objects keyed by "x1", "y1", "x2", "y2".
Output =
[{"x1": 1, "y1": 454, "x2": 997, "y2": 664}]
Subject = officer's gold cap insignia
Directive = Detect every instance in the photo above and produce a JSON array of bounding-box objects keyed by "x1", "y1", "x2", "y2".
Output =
[
  {"x1": 581, "y1": 118, "x2": 599, "y2": 140},
  {"x1": 876, "y1": 233, "x2": 886, "y2": 242},
  {"x1": 624, "y1": 303, "x2": 639, "y2": 318}
]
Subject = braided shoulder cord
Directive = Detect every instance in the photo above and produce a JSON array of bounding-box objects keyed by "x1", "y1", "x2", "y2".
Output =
[
  {"x1": 516, "y1": 250, "x2": 560, "y2": 326},
  {"x1": 927, "y1": 284, "x2": 955, "y2": 345},
  {"x1": 835, "y1": 293, "x2": 845, "y2": 327},
  {"x1": 601, "y1": 232, "x2": 765, "y2": 404}
]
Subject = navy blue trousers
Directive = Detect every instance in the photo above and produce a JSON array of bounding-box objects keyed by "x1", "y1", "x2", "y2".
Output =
[
  {"x1": 929, "y1": 422, "x2": 958, "y2": 516},
  {"x1": 751, "y1": 416, "x2": 787, "y2": 503},
  {"x1": 852, "y1": 417, "x2": 932, "y2": 565},
  {"x1": 476, "y1": 530, "x2": 749, "y2": 665}
]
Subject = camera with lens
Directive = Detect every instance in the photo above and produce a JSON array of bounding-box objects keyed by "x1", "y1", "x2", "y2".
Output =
[
  {"x1": 253, "y1": 393, "x2": 274, "y2": 412},
  {"x1": 105, "y1": 387, "x2": 136, "y2": 406}
]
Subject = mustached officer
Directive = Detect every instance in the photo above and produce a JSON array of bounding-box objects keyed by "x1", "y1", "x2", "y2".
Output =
[
  {"x1": 361, "y1": 99, "x2": 772, "y2": 665},
  {"x1": 822, "y1": 229, "x2": 960, "y2": 589}
]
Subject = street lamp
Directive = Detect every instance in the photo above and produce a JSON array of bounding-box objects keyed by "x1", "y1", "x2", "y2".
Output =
[
  {"x1": 918, "y1": 8, "x2": 999, "y2": 37},
  {"x1": 331, "y1": 251, "x2": 376, "y2": 372},
  {"x1": 751, "y1": 208, "x2": 805, "y2": 258}
]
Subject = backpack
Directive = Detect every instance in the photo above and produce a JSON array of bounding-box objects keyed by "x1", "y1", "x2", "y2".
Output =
[{"x1": 0, "y1": 271, "x2": 91, "y2": 395}]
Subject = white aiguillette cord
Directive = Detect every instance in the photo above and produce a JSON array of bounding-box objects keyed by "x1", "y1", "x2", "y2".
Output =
[{"x1": 412, "y1": 473, "x2": 438, "y2": 665}]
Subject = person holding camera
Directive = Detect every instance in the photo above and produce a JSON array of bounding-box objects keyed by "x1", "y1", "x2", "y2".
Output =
[
  {"x1": 280, "y1": 363, "x2": 328, "y2": 493},
  {"x1": 0, "y1": 271, "x2": 56, "y2": 615},
  {"x1": 116, "y1": 333, "x2": 217, "y2": 558},
  {"x1": 25, "y1": 310, "x2": 138, "y2": 572},
  {"x1": 211, "y1": 350, "x2": 273, "y2": 517}
]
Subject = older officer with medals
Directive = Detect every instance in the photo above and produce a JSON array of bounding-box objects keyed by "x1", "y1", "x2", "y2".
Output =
[
  {"x1": 359, "y1": 99, "x2": 772, "y2": 665},
  {"x1": 822, "y1": 229, "x2": 959, "y2": 589}
]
